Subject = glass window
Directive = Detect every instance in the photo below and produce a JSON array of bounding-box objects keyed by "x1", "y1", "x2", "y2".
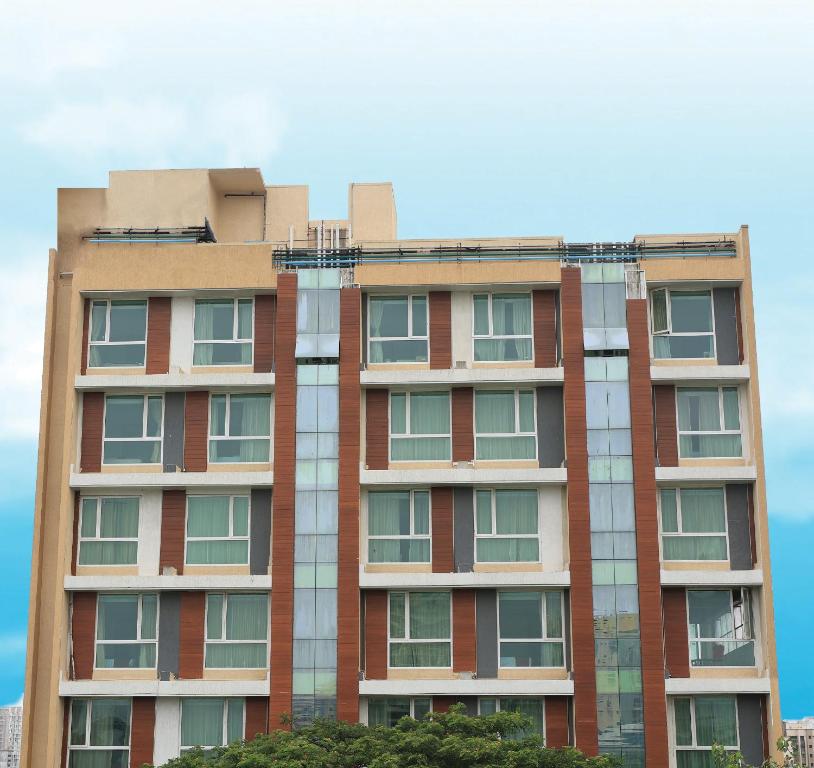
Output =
[
  {"x1": 186, "y1": 495, "x2": 250, "y2": 565},
  {"x1": 388, "y1": 591, "x2": 451, "y2": 668},
  {"x1": 475, "y1": 489, "x2": 539, "y2": 562},
  {"x1": 660, "y1": 488, "x2": 728, "y2": 561},
  {"x1": 181, "y1": 698, "x2": 244, "y2": 751},
  {"x1": 102, "y1": 395, "x2": 162, "y2": 465},
  {"x1": 95, "y1": 593, "x2": 157, "y2": 669},
  {"x1": 473, "y1": 293, "x2": 532, "y2": 361},
  {"x1": 477, "y1": 698, "x2": 545, "y2": 739},
  {"x1": 367, "y1": 490, "x2": 430, "y2": 563},
  {"x1": 651, "y1": 289, "x2": 715, "y2": 360},
  {"x1": 368, "y1": 295, "x2": 428, "y2": 363},
  {"x1": 68, "y1": 698, "x2": 131, "y2": 768},
  {"x1": 687, "y1": 589, "x2": 755, "y2": 667},
  {"x1": 474, "y1": 389, "x2": 536, "y2": 460},
  {"x1": 209, "y1": 393, "x2": 271, "y2": 463},
  {"x1": 88, "y1": 300, "x2": 148, "y2": 368},
  {"x1": 367, "y1": 697, "x2": 432, "y2": 727},
  {"x1": 677, "y1": 387, "x2": 742, "y2": 458},
  {"x1": 78, "y1": 497, "x2": 139, "y2": 566},
  {"x1": 498, "y1": 591, "x2": 564, "y2": 667},
  {"x1": 389, "y1": 392, "x2": 451, "y2": 461},
  {"x1": 193, "y1": 298, "x2": 253, "y2": 366},
  {"x1": 205, "y1": 593, "x2": 268, "y2": 668},
  {"x1": 674, "y1": 696, "x2": 739, "y2": 768}
]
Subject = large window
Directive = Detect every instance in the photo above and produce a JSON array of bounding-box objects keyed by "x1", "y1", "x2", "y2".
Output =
[
  {"x1": 95, "y1": 593, "x2": 157, "y2": 669},
  {"x1": 186, "y1": 495, "x2": 250, "y2": 565},
  {"x1": 651, "y1": 289, "x2": 715, "y2": 359},
  {"x1": 88, "y1": 300, "x2": 148, "y2": 368},
  {"x1": 390, "y1": 392, "x2": 451, "y2": 461},
  {"x1": 205, "y1": 593, "x2": 268, "y2": 668},
  {"x1": 498, "y1": 591, "x2": 564, "y2": 667},
  {"x1": 475, "y1": 390, "x2": 536, "y2": 460},
  {"x1": 209, "y1": 393, "x2": 271, "y2": 463},
  {"x1": 102, "y1": 395, "x2": 162, "y2": 465},
  {"x1": 78, "y1": 497, "x2": 139, "y2": 566},
  {"x1": 473, "y1": 293, "x2": 532, "y2": 361},
  {"x1": 687, "y1": 589, "x2": 755, "y2": 667},
  {"x1": 677, "y1": 387, "x2": 742, "y2": 458},
  {"x1": 367, "y1": 490, "x2": 430, "y2": 563},
  {"x1": 368, "y1": 295, "x2": 428, "y2": 363},
  {"x1": 475, "y1": 489, "x2": 539, "y2": 562},
  {"x1": 180, "y1": 698, "x2": 244, "y2": 752},
  {"x1": 660, "y1": 488, "x2": 728, "y2": 561},
  {"x1": 389, "y1": 591, "x2": 451, "y2": 668},
  {"x1": 367, "y1": 698, "x2": 431, "y2": 727},
  {"x1": 68, "y1": 698, "x2": 130, "y2": 768},
  {"x1": 193, "y1": 298, "x2": 253, "y2": 366},
  {"x1": 478, "y1": 698, "x2": 545, "y2": 738},
  {"x1": 674, "y1": 696, "x2": 739, "y2": 768}
]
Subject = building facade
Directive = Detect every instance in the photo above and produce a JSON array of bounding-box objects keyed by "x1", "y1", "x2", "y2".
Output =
[
  {"x1": 22, "y1": 168, "x2": 780, "y2": 767},
  {"x1": 0, "y1": 705, "x2": 22, "y2": 768},
  {"x1": 785, "y1": 719, "x2": 814, "y2": 767}
]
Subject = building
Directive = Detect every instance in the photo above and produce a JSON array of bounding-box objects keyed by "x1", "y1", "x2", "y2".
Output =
[
  {"x1": 22, "y1": 168, "x2": 781, "y2": 768},
  {"x1": 785, "y1": 719, "x2": 814, "y2": 766},
  {"x1": 0, "y1": 705, "x2": 22, "y2": 768}
]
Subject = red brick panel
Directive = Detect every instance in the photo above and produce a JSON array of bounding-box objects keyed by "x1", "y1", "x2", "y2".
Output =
[
  {"x1": 452, "y1": 589, "x2": 476, "y2": 673},
  {"x1": 179, "y1": 592, "x2": 205, "y2": 679},
  {"x1": 545, "y1": 697, "x2": 570, "y2": 748},
  {"x1": 451, "y1": 388, "x2": 474, "y2": 462},
  {"x1": 80, "y1": 298, "x2": 90, "y2": 375},
  {"x1": 431, "y1": 487, "x2": 454, "y2": 573},
  {"x1": 533, "y1": 290, "x2": 558, "y2": 368},
  {"x1": 160, "y1": 490, "x2": 186, "y2": 575},
  {"x1": 365, "y1": 389, "x2": 389, "y2": 469},
  {"x1": 130, "y1": 697, "x2": 156, "y2": 768},
  {"x1": 80, "y1": 392, "x2": 104, "y2": 473},
  {"x1": 653, "y1": 385, "x2": 679, "y2": 467},
  {"x1": 432, "y1": 697, "x2": 457, "y2": 713},
  {"x1": 183, "y1": 391, "x2": 209, "y2": 472},
  {"x1": 662, "y1": 588, "x2": 690, "y2": 678},
  {"x1": 364, "y1": 590, "x2": 388, "y2": 680},
  {"x1": 146, "y1": 297, "x2": 171, "y2": 374},
  {"x1": 245, "y1": 698, "x2": 269, "y2": 740},
  {"x1": 254, "y1": 294, "x2": 276, "y2": 373},
  {"x1": 71, "y1": 592, "x2": 97, "y2": 679},
  {"x1": 71, "y1": 493, "x2": 80, "y2": 576},
  {"x1": 429, "y1": 291, "x2": 452, "y2": 370}
]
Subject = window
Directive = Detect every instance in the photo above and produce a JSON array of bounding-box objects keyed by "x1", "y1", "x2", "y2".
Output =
[
  {"x1": 677, "y1": 387, "x2": 742, "y2": 458},
  {"x1": 368, "y1": 295, "x2": 428, "y2": 363},
  {"x1": 68, "y1": 698, "x2": 130, "y2": 768},
  {"x1": 209, "y1": 393, "x2": 271, "y2": 463},
  {"x1": 95, "y1": 593, "x2": 157, "y2": 669},
  {"x1": 389, "y1": 591, "x2": 451, "y2": 667},
  {"x1": 390, "y1": 392, "x2": 451, "y2": 461},
  {"x1": 475, "y1": 489, "x2": 539, "y2": 562},
  {"x1": 478, "y1": 698, "x2": 545, "y2": 738},
  {"x1": 473, "y1": 293, "x2": 532, "y2": 361},
  {"x1": 651, "y1": 289, "x2": 715, "y2": 359},
  {"x1": 78, "y1": 497, "x2": 139, "y2": 566},
  {"x1": 102, "y1": 395, "x2": 162, "y2": 465},
  {"x1": 186, "y1": 495, "x2": 250, "y2": 565},
  {"x1": 193, "y1": 298, "x2": 253, "y2": 366},
  {"x1": 475, "y1": 389, "x2": 536, "y2": 460},
  {"x1": 180, "y1": 698, "x2": 244, "y2": 752},
  {"x1": 367, "y1": 698, "x2": 432, "y2": 727},
  {"x1": 660, "y1": 488, "x2": 728, "y2": 561},
  {"x1": 674, "y1": 696, "x2": 739, "y2": 768},
  {"x1": 88, "y1": 300, "x2": 148, "y2": 368},
  {"x1": 687, "y1": 589, "x2": 755, "y2": 667},
  {"x1": 498, "y1": 591, "x2": 564, "y2": 667},
  {"x1": 367, "y1": 490, "x2": 430, "y2": 563},
  {"x1": 205, "y1": 593, "x2": 268, "y2": 668}
]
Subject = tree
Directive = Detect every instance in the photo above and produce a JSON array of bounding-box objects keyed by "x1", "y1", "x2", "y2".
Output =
[{"x1": 712, "y1": 738, "x2": 802, "y2": 768}]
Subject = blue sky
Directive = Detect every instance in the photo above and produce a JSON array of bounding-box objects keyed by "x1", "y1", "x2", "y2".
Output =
[{"x1": 1, "y1": 0, "x2": 812, "y2": 715}]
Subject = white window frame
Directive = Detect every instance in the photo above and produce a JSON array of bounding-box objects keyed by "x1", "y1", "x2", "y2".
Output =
[
  {"x1": 674, "y1": 696, "x2": 740, "y2": 757},
  {"x1": 204, "y1": 592, "x2": 269, "y2": 669},
  {"x1": 192, "y1": 297, "x2": 255, "y2": 367},
  {"x1": 658, "y1": 488, "x2": 729, "y2": 563},
  {"x1": 474, "y1": 388, "x2": 538, "y2": 461},
  {"x1": 676, "y1": 386, "x2": 742, "y2": 458},
  {"x1": 87, "y1": 299, "x2": 148, "y2": 369},
  {"x1": 476, "y1": 697, "x2": 546, "y2": 739},
  {"x1": 650, "y1": 287, "x2": 717, "y2": 360},
  {"x1": 366, "y1": 489, "x2": 432, "y2": 564},
  {"x1": 185, "y1": 494, "x2": 251, "y2": 566},
  {"x1": 686, "y1": 588, "x2": 755, "y2": 669},
  {"x1": 208, "y1": 392, "x2": 272, "y2": 465},
  {"x1": 94, "y1": 593, "x2": 158, "y2": 670},
  {"x1": 471, "y1": 292, "x2": 533, "y2": 361},
  {"x1": 67, "y1": 698, "x2": 132, "y2": 763},
  {"x1": 474, "y1": 488, "x2": 541, "y2": 563},
  {"x1": 387, "y1": 590, "x2": 452, "y2": 669},
  {"x1": 77, "y1": 495, "x2": 140, "y2": 566},
  {"x1": 179, "y1": 697, "x2": 245, "y2": 752},
  {"x1": 367, "y1": 294, "x2": 429, "y2": 364},
  {"x1": 496, "y1": 590, "x2": 565, "y2": 669},
  {"x1": 102, "y1": 394, "x2": 164, "y2": 466},
  {"x1": 365, "y1": 697, "x2": 433, "y2": 726},
  {"x1": 388, "y1": 391, "x2": 452, "y2": 463}
]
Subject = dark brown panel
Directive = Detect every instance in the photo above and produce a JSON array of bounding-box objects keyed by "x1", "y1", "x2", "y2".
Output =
[
  {"x1": 71, "y1": 493, "x2": 80, "y2": 576},
  {"x1": 254, "y1": 294, "x2": 276, "y2": 373},
  {"x1": 431, "y1": 487, "x2": 454, "y2": 573},
  {"x1": 71, "y1": 592, "x2": 96, "y2": 679},
  {"x1": 179, "y1": 591, "x2": 205, "y2": 679},
  {"x1": 183, "y1": 391, "x2": 209, "y2": 472},
  {"x1": 160, "y1": 490, "x2": 186, "y2": 575},
  {"x1": 337, "y1": 287, "x2": 361, "y2": 722},
  {"x1": 627, "y1": 298, "x2": 670, "y2": 768},
  {"x1": 735, "y1": 287, "x2": 745, "y2": 364},
  {"x1": 365, "y1": 389, "x2": 389, "y2": 470},
  {"x1": 545, "y1": 697, "x2": 570, "y2": 748},
  {"x1": 560, "y1": 266, "x2": 598, "y2": 755},
  {"x1": 653, "y1": 385, "x2": 679, "y2": 467},
  {"x1": 662, "y1": 588, "x2": 690, "y2": 678},
  {"x1": 364, "y1": 590, "x2": 388, "y2": 680},
  {"x1": 533, "y1": 290, "x2": 558, "y2": 368},
  {"x1": 429, "y1": 291, "x2": 452, "y2": 370},
  {"x1": 80, "y1": 298, "x2": 90, "y2": 375},
  {"x1": 452, "y1": 589, "x2": 476, "y2": 673},
  {"x1": 130, "y1": 697, "x2": 156, "y2": 768},
  {"x1": 80, "y1": 392, "x2": 103, "y2": 473},
  {"x1": 146, "y1": 297, "x2": 171, "y2": 374},
  {"x1": 451, "y1": 388, "x2": 474, "y2": 462},
  {"x1": 269, "y1": 272, "x2": 297, "y2": 730},
  {"x1": 245, "y1": 697, "x2": 269, "y2": 740},
  {"x1": 432, "y1": 697, "x2": 457, "y2": 713}
]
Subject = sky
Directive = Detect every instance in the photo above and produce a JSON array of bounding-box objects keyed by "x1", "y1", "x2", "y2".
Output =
[{"x1": 0, "y1": 0, "x2": 812, "y2": 716}]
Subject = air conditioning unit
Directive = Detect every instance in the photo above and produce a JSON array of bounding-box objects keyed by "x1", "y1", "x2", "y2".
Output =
[{"x1": 455, "y1": 360, "x2": 468, "y2": 369}]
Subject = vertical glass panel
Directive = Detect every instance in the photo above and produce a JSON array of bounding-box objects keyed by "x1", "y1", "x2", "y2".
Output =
[
  {"x1": 210, "y1": 395, "x2": 227, "y2": 436},
  {"x1": 674, "y1": 698, "x2": 693, "y2": 746},
  {"x1": 660, "y1": 490, "x2": 678, "y2": 532},
  {"x1": 475, "y1": 490, "x2": 492, "y2": 534},
  {"x1": 651, "y1": 290, "x2": 668, "y2": 333},
  {"x1": 390, "y1": 394, "x2": 406, "y2": 434},
  {"x1": 678, "y1": 389, "x2": 722, "y2": 431},
  {"x1": 369, "y1": 296, "x2": 408, "y2": 337},
  {"x1": 206, "y1": 594, "x2": 223, "y2": 639},
  {"x1": 70, "y1": 700, "x2": 88, "y2": 745},
  {"x1": 475, "y1": 391, "x2": 515, "y2": 433},
  {"x1": 80, "y1": 498, "x2": 98, "y2": 538},
  {"x1": 108, "y1": 301, "x2": 147, "y2": 342},
  {"x1": 88, "y1": 699, "x2": 131, "y2": 746},
  {"x1": 499, "y1": 592, "x2": 542, "y2": 639},
  {"x1": 104, "y1": 396, "x2": 145, "y2": 438},
  {"x1": 413, "y1": 491, "x2": 430, "y2": 534},
  {"x1": 670, "y1": 292, "x2": 713, "y2": 333},
  {"x1": 389, "y1": 593, "x2": 405, "y2": 638},
  {"x1": 409, "y1": 592, "x2": 450, "y2": 639},
  {"x1": 518, "y1": 391, "x2": 535, "y2": 432},
  {"x1": 410, "y1": 393, "x2": 450, "y2": 434},
  {"x1": 473, "y1": 295, "x2": 489, "y2": 335},
  {"x1": 226, "y1": 699, "x2": 244, "y2": 743},
  {"x1": 181, "y1": 698, "x2": 224, "y2": 747},
  {"x1": 680, "y1": 489, "x2": 726, "y2": 532},
  {"x1": 694, "y1": 696, "x2": 737, "y2": 746},
  {"x1": 545, "y1": 591, "x2": 563, "y2": 637},
  {"x1": 141, "y1": 594, "x2": 157, "y2": 639},
  {"x1": 237, "y1": 299, "x2": 253, "y2": 339},
  {"x1": 412, "y1": 296, "x2": 427, "y2": 336},
  {"x1": 722, "y1": 388, "x2": 740, "y2": 430},
  {"x1": 90, "y1": 302, "x2": 108, "y2": 341}
]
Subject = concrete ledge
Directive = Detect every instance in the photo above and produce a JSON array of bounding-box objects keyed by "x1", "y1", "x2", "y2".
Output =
[
  {"x1": 69, "y1": 470, "x2": 273, "y2": 489},
  {"x1": 59, "y1": 678, "x2": 270, "y2": 697},
  {"x1": 361, "y1": 368, "x2": 563, "y2": 386},
  {"x1": 664, "y1": 676, "x2": 771, "y2": 695},
  {"x1": 361, "y1": 467, "x2": 566, "y2": 486},
  {"x1": 655, "y1": 466, "x2": 757, "y2": 482},
  {"x1": 360, "y1": 569, "x2": 570, "y2": 589},
  {"x1": 650, "y1": 365, "x2": 750, "y2": 383},
  {"x1": 65, "y1": 575, "x2": 272, "y2": 591},
  {"x1": 660, "y1": 569, "x2": 763, "y2": 587},
  {"x1": 75, "y1": 372, "x2": 275, "y2": 391},
  {"x1": 359, "y1": 678, "x2": 574, "y2": 696}
]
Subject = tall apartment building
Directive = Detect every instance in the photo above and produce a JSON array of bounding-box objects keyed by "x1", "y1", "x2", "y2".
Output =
[
  {"x1": 22, "y1": 168, "x2": 780, "y2": 768},
  {"x1": 0, "y1": 706, "x2": 22, "y2": 768},
  {"x1": 785, "y1": 719, "x2": 814, "y2": 767}
]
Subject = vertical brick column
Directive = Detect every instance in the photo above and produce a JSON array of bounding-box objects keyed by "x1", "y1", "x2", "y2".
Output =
[
  {"x1": 146, "y1": 297, "x2": 171, "y2": 374},
  {"x1": 429, "y1": 291, "x2": 452, "y2": 369},
  {"x1": 70, "y1": 592, "x2": 96, "y2": 680},
  {"x1": 159, "y1": 490, "x2": 186, "y2": 575},
  {"x1": 183, "y1": 391, "x2": 209, "y2": 472},
  {"x1": 245, "y1": 698, "x2": 269, "y2": 740},
  {"x1": 254, "y1": 294, "x2": 276, "y2": 373},
  {"x1": 364, "y1": 591, "x2": 388, "y2": 680},
  {"x1": 545, "y1": 697, "x2": 570, "y2": 748},
  {"x1": 451, "y1": 388, "x2": 474, "y2": 462},
  {"x1": 431, "y1": 487, "x2": 454, "y2": 573},
  {"x1": 653, "y1": 385, "x2": 679, "y2": 467},
  {"x1": 365, "y1": 389, "x2": 389, "y2": 469},
  {"x1": 80, "y1": 393, "x2": 103, "y2": 473},
  {"x1": 533, "y1": 290, "x2": 558, "y2": 368},
  {"x1": 452, "y1": 589, "x2": 476, "y2": 673},
  {"x1": 662, "y1": 588, "x2": 690, "y2": 678},
  {"x1": 130, "y1": 698, "x2": 156, "y2": 768},
  {"x1": 179, "y1": 592, "x2": 205, "y2": 679}
]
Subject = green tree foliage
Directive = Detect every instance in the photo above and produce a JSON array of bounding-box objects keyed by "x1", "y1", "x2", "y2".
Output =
[{"x1": 712, "y1": 738, "x2": 802, "y2": 768}]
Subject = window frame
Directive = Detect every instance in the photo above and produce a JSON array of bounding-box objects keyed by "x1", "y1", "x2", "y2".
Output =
[
  {"x1": 184, "y1": 494, "x2": 251, "y2": 566},
  {"x1": 673, "y1": 695, "x2": 740, "y2": 755},
  {"x1": 388, "y1": 391, "x2": 452, "y2": 463},
  {"x1": 658, "y1": 488, "x2": 729, "y2": 563},
  {"x1": 474, "y1": 488, "x2": 541, "y2": 563},
  {"x1": 102, "y1": 394, "x2": 164, "y2": 466},
  {"x1": 87, "y1": 298, "x2": 148, "y2": 369},
  {"x1": 474, "y1": 388, "x2": 538, "y2": 461},
  {"x1": 476, "y1": 697, "x2": 546, "y2": 739},
  {"x1": 686, "y1": 588, "x2": 756, "y2": 669},
  {"x1": 365, "y1": 697, "x2": 433, "y2": 726},
  {"x1": 650, "y1": 287, "x2": 717, "y2": 361},
  {"x1": 67, "y1": 698, "x2": 132, "y2": 764},
  {"x1": 675, "y1": 386, "x2": 743, "y2": 459},
  {"x1": 367, "y1": 294, "x2": 429, "y2": 364},
  {"x1": 366, "y1": 489, "x2": 432, "y2": 564},
  {"x1": 208, "y1": 392, "x2": 272, "y2": 465},
  {"x1": 496, "y1": 590, "x2": 565, "y2": 669},
  {"x1": 94, "y1": 592, "x2": 158, "y2": 671},
  {"x1": 204, "y1": 592, "x2": 269, "y2": 670},
  {"x1": 387, "y1": 590, "x2": 453, "y2": 669},
  {"x1": 192, "y1": 297, "x2": 255, "y2": 368},
  {"x1": 471, "y1": 292, "x2": 533, "y2": 362},
  {"x1": 77, "y1": 495, "x2": 140, "y2": 567},
  {"x1": 179, "y1": 697, "x2": 245, "y2": 752}
]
